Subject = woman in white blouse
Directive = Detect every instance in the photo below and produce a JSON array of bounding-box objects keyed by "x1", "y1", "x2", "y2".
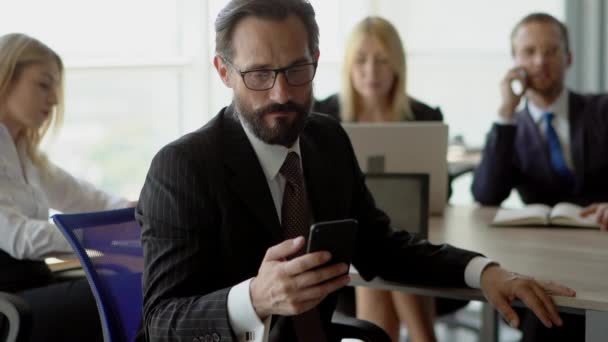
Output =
[{"x1": 0, "y1": 33, "x2": 134, "y2": 341}]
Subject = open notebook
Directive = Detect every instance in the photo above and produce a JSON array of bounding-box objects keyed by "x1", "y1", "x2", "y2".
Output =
[{"x1": 492, "y1": 202, "x2": 601, "y2": 228}]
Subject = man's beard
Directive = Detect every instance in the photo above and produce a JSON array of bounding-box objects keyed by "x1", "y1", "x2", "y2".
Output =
[{"x1": 235, "y1": 93, "x2": 312, "y2": 147}]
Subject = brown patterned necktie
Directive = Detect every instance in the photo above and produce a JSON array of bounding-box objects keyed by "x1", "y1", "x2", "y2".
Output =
[
  {"x1": 279, "y1": 152, "x2": 327, "y2": 342},
  {"x1": 280, "y1": 152, "x2": 310, "y2": 244}
]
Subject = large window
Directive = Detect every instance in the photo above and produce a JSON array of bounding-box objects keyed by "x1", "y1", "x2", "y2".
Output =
[
  {"x1": 2, "y1": 0, "x2": 565, "y2": 202},
  {"x1": 2, "y1": 0, "x2": 208, "y2": 198}
]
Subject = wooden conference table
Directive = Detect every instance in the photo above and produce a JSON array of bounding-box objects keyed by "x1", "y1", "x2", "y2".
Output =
[{"x1": 349, "y1": 205, "x2": 608, "y2": 342}]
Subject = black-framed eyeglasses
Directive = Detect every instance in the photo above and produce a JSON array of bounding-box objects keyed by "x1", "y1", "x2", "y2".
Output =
[{"x1": 224, "y1": 59, "x2": 318, "y2": 91}]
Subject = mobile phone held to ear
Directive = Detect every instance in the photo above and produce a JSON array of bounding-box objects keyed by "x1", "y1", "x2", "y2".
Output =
[
  {"x1": 306, "y1": 219, "x2": 358, "y2": 267},
  {"x1": 511, "y1": 68, "x2": 528, "y2": 96}
]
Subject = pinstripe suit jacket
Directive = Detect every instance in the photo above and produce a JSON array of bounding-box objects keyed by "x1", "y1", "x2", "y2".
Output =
[{"x1": 136, "y1": 104, "x2": 480, "y2": 342}]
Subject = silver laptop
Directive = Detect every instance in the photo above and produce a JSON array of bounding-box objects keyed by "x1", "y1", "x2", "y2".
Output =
[{"x1": 342, "y1": 122, "x2": 448, "y2": 215}]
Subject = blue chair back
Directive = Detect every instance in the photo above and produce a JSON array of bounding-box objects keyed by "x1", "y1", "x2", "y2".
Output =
[{"x1": 52, "y1": 208, "x2": 142, "y2": 342}]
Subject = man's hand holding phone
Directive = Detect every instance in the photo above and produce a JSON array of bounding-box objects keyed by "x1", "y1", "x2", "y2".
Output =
[
  {"x1": 499, "y1": 66, "x2": 528, "y2": 121},
  {"x1": 249, "y1": 236, "x2": 351, "y2": 320}
]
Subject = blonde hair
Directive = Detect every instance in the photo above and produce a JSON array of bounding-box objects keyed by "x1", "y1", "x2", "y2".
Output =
[
  {"x1": 340, "y1": 16, "x2": 412, "y2": 122},
  {"x1": 0, "y1": 33, "x2": 64, "y2": 170}
]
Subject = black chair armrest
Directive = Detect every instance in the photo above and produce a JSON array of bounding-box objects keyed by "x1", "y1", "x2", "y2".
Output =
[
  {"x1": 0, "y1": 292, "x2": 32, "y2": 342},
  {"x1": 331, "y1": 312, "x2": 390, "y2": 342}
]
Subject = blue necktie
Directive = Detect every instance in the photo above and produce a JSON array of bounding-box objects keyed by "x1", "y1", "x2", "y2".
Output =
[{"x1": 543, "y1": 112, "x2": 575, "y2": 187}]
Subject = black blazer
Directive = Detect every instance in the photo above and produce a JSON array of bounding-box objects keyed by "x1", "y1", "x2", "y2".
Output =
[
  {"x1": 472, "y1": 91, "x2": 608, "y2": 206},
  {"x1": 313, "y1": 94, "x2": 443, "y2": 122},
  {"x1": 137, "y1": 105, "x2": 479, "y2": 341}
]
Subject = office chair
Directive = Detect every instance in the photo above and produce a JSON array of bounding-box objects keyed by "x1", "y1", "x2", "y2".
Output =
[
  {"x1": 52, "y1": 208, "x2": 390, "y2": 342},
  {"x1": 52, "y1": 208, "x2": 142, "y2": 342},
  {"x1": 0, "y1": 292, "x2": 31, "y2": 342},
  {"x1": 336, "y1": 173, "x2": 479, "y2": 341}
]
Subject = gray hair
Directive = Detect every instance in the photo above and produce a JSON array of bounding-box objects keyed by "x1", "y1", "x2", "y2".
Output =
[{"x1": 215, "y1": 0, "x2": 319, "y2": 61}]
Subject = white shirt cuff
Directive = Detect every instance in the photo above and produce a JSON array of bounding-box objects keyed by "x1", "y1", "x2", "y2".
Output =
[
  {"x1": 464, "y1": 256, "x2": 497, "y2": 288},
  {"x1": 227, "y1": 278, "x2": 271, "y2": 342}
]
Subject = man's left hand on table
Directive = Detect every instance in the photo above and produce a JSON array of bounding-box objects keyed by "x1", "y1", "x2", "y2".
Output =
[{"x1": 480, "y1": 264, "x2": 576, "y2": 329}]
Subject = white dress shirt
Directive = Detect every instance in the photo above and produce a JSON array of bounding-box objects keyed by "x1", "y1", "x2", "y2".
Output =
[
  {"x1": 227, "y1": 115, "x2": 493, "y2": 342},
  {"x1": 0, "y1": 124, "x2": 130, "y2": 260}
]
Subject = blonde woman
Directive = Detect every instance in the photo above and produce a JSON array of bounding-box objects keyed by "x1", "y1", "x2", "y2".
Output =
[
  {"x1": 0, "y1": 33, "x2": 134, "y2": 341},
  {"x1": 314, "y1": 17, "x2": 464, "y2": 342},
  {"x1": 315, "y1": 17, "x2": 441, "y2": 124}
]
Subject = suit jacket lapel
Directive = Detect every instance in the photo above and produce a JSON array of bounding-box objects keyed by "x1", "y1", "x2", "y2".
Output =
[
  {"x1": 568, "y1": 92, "x2": 586, "y2": 191},
  {"x1": 300, "y1": 131, "x2": 336, "y2": 223},
  {"x1": 221, "y1": 107, "x2": 283, "y2": 243}
]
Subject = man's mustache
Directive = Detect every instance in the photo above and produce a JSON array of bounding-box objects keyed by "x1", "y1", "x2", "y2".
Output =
[{"x1": 252, "y1": 101, "x2": 308, "y2": 117}]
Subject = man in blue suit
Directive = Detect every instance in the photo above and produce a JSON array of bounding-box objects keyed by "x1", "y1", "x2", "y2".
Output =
[
  {"x1": 472, "y1": 12, "x2": 608, "y2": 341},
  {"x1": 473, "y1": 12, "x2": 608, "y2": 210}
]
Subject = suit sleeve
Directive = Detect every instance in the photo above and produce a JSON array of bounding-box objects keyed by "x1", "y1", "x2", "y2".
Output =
[
  {"x1": 471, "y1": 123, "x2": 521, "y2": 205},
  {"x1": 137, "y1": 145, "x2": 236, "y2": 342},
  {"x1": 332, "y1": 124, "x2": 481, "y2": 288}
]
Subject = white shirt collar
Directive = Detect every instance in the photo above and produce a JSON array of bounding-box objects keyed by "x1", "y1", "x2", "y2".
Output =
[
  {"x1": 238, "y1": 115, "x2": 301, "y2": 182},
  {"x1": 526, "y1": 88, "x2": 569, "y2": 123}
]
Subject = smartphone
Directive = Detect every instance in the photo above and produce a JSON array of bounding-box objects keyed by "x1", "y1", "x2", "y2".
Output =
[
  {"x1": 511, "y1": 68, "x2": 528, "y2": 96},
  {"x1": 306, "y1": 219, "x2": 358, "y2": 267}
]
